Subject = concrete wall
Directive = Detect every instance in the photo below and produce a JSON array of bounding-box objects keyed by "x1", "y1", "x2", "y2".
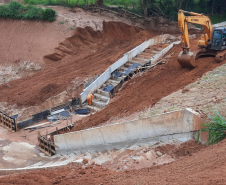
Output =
[
  {"x1": 54, "y1": 108, "x2": 204, "y2": 154},
  {"x1": 151, "y1": 41, "x2": 180, "y2": 64},
  {"x1": 80, "y1": 35, "x2": 170, "y2": 103}
]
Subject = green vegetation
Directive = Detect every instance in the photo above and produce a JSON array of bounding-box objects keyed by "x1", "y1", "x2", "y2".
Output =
[
  {"x1": 23, "y1": 0, "x2": 139, "y2": 8},
  {"x1": 23, "y1": 0, "x2": 97, "y2": 7},
  {"x1": 22, "y1": 0, "x2": 225, "y2": 23},
  {"x1": 138, "y1": 0, "x2": 226, "y2": 21},
  {"x1": 0, "y1": 1, "x2": 56, "y2": 21},
  {"x1": 19, "y1": 0, "x2": 225, "y2": 23},
  {"x1": 69, "y1": 26, "x2": 75, "y2": 30},
  {"x1": 22, "y1": 0, "x2": 141, "y2": 13},
  {"x1": 198, "y1": 110, "x2": 226, "y2": 145},
  {"x1": 210, "y1": 14, "x2": 226, "y2": 25}
]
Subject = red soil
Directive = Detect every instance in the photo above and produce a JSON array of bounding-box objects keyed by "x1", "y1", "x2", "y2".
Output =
[
  {"x1": 155, "y1": 140, "x2": 207, "y2": 159},
  {"x1": 0, "y1": 21, "x2": 157, "y2": 107},
  {"x1": 0, "y1": 139, "x2": 225, "y2": 185},
  {"x1": 71, "y1": 39, "x2": 226, "y2": 132},
  {"x1": 0, "y1": 18, "x2": 72, "y2": 65}
]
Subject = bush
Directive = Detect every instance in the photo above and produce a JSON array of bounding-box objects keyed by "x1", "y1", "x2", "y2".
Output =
[
  {"x1": 41, "y1": 8, "x2": 56, "y2": 21},
  {"x1": 198, "y1": 110, "x2": 226, "y2": 145},
  {"x1": 0, "y1": 2, "x2": 56, "y2": 22}
]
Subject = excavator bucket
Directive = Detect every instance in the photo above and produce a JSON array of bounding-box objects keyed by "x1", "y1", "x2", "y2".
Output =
[{"x1": 177, "y1": 51, "x2": 196, "y2": 68}]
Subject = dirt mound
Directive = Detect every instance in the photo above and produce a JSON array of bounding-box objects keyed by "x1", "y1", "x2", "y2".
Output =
[
  {"x1": 70, "y1": 38, "x2": 226, "y2": 132},
  {"x1": 0, "y1": 18, "x2": 72, "y2": 66},
  {"x1": 103, "y1": 21, "x2": 141, "y2": 39},
  {"x1": 44, "y1": 21, "x2": 142, "y2": 63},
  {"x1": 1, "y1": 139, "x2": 226, "y2": 184},
  {"x1": 0, "y1": 21, "x2": 157, "y2": 108},
  {"x1": 155, "y1": 140, "x2": 207, "y2": 159}
]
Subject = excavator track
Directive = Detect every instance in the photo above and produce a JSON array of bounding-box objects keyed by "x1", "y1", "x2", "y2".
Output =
[{"x1": 215, "y1": 50, "x2": 226, "y2": 63}]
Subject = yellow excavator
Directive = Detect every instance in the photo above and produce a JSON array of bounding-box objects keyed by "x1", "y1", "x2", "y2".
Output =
[{"x1": 177, "y1": 10, "x2": 226, "y2": 68}]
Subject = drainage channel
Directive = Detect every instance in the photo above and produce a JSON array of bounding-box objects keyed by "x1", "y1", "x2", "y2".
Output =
[
  {"x1": 83, "y1": 41, "x2": 180, "y2": 112},
  {"x1": 0, "y1": 34, "x2": 179, "y2": 157},
  {"x1": 38, "y1": 39, "x2": 180, "y2": 156}
]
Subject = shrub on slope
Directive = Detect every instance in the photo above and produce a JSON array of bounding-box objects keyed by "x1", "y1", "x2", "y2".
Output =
[
  {"x1": 0, "y1": 1, "x2": 56, "y2": 21},
  {"x1": 198, "y1": 110, "x2": 226, "y2": 145}
]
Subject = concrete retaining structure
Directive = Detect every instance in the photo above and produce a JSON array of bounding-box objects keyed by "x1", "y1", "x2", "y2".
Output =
[
  {"x1": 151, "y1": 41, "x2": 180, "y2": 64},
  {"x1": 80, "y1": 34, "x2": 170, "y2": 103},
  {"x1": 54, "y1": 108, "x2": 204, "y2": 154}
]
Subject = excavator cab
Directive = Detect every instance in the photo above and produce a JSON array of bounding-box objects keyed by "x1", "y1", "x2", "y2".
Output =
[{"x1": 211, "y1": 28, "x2": 226, "y2": 50}]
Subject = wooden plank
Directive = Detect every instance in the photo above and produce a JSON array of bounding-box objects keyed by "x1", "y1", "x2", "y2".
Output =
[
  {"x1": 39, "y1": 134, "x2": 59, "y2": 148},
  {"x1": 39, "y1": 142, "x2": 56, "y2": 153},
  {"x1": 24, "y1": 121, "x2": 51, "y2": 130},
  {"x1": 39, "y1": 147, "x2": 52, "y2": 156}
]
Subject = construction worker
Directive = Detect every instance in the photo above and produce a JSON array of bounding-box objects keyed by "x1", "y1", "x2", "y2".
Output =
[{"x1": 87, "y1": 94, "x2": 93, "y2": 105}]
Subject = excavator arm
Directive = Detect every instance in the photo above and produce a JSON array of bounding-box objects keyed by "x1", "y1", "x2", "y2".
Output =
[{"x1": 178, "y1": 10, "x2": 213, "y2": 67}]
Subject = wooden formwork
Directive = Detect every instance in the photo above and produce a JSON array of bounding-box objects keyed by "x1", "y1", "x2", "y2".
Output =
[
  {"x1": 38, "y1": 132, "x2": 58, "y2": 156},
  {"x1": 0, "y1": 111, "x2": 17, "y2": 132},
  {"x1": 37, "y1": 117, "x2": 73, "y2": 156}
]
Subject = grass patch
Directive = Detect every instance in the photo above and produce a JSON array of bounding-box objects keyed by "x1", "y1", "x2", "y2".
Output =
[
  {"x1": 69, "y1": 26, "x2": 75, "y2": 30},
  {"x1": 210, "y1": 14, "x2": 226, "y2": 24},
  {"x1": 168, "y1": 106, "x2": 175, "y2": 111},
  {"x1": 198, "y1": 110, "x2": 226, "y2": 145},
  {"x1": 149, "y1": 110, "x2": 160, "y2": 116},
  {"x1": 24, "y1": 0, "x2": 96, "y2": 7},
  {"x1": 23, "y1": 0, "x2": 139, "y2": 8},
  {"x1": 0, "y1": 1, "x2": 56, "y2": 21},
  {"x1": 22, "y1": 0, "x2": 142, "y2": 14}
]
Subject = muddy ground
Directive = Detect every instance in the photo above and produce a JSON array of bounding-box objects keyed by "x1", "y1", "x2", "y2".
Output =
[{"x1": 1, "y1": 138, "x2": 226, "y2": 185}]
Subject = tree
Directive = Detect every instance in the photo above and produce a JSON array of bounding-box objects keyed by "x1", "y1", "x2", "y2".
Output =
[
  {"x1": 131, "y1": 0, "x2": 137, "y2": 10},
  {"x1": 140, "y1": 0, "x2": 148, "y2": 17},
  {"x1": 211, "y1": 0, "x2": 215, "y2": 15},
  {"x1": 95, "y1": 0, "x2": 103, "y2": 6}
]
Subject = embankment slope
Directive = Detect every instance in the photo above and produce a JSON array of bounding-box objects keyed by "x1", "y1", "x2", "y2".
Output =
[
  {"x1": 71, "y1": 39, "x2": 226, "y2": 132},
  {"x1": 0, "y1": 21, "x2": 157, "y2": 107}
]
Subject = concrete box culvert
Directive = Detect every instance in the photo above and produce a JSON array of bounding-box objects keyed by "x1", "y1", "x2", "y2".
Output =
[{"x1": 54, "y1": 108, "x2": 204, "y2": 154}]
